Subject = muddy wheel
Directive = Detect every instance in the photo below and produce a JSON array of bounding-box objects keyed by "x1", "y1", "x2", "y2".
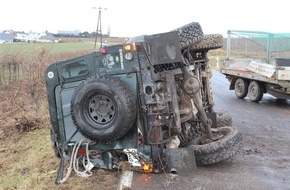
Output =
[
  {"x1": 190, "y1": 126, "x2": 243, "y2": 165},
  {"x1": 235, "y1": 78, "x2": 249, "y2": 98},
  {"x1": 188, "y1": 34, "x2": 223, "y2": 51},
  {"x1": 216, "y1": 112, "x2": 232, "y2": 128},
  {"x1": 174, "y1": 22, "x2": 204, "y2": 49},
  {"x1": 248, "y1": 81, "x2": 263, "y2": 102},
  {"x1": 71, "y1": 76, "x2": 136, "y2": 141}
]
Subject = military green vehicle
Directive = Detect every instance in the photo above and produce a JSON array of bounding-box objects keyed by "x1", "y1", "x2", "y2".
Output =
[{"x1": 45, "y1": 22, "x2": 242, "y2": 184}]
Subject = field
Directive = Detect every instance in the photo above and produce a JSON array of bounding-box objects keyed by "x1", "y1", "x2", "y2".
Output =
[
  {"x1": 0, "y1": 40, "x2": 224, "y2": 190},
  {"x1": 0, "y1": 42, "x2": 93, "y2": 54}
]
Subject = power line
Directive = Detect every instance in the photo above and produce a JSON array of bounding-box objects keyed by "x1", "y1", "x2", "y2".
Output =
[{"x1": 93, "y1": 7, "x2": 107, "y2": 50}]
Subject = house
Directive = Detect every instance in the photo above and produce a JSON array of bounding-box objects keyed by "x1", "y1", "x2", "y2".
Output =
[
  {"x1": 0, "y1": 32, "x2": 13, "y2": 43},
  {"x1": 25, "y1": 33, "x2": 39, "y2": 42},
  {"x1": 37, "y1": 33, "x2": 56, "y2": 42},
  {"x1": 14, "y1": 32, "x2": 28, "y2": 42},
  {"x1": 25, "y1": 32, "x2": 56, "y2": 43}
]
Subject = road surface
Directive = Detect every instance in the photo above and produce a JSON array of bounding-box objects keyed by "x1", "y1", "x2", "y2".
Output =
[{"x1": 131, "y1": 70, "x2": 290, "y2": 190}]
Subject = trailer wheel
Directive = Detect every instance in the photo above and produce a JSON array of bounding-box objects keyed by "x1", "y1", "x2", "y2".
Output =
[
  {"x1": 234, "y1": 78, "x2": 249, "y2": 98},
  {"x1": 248, "y1": 81, "x2": 263, "y2": 102}
]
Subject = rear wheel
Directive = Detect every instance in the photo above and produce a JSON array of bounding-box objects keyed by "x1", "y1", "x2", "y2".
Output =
[
  {"x1": 234, "y1": 78, "x2": 249, "y2": 98},
  {"x1": 190, "y1": 126, "x2": 243, "y2": 165},
  {"x1": 248, "y1": 81, "x2": 263, "y2": 102},
  {"x1": 188, "y1": 34, "x2": 223, "y2": 51}
]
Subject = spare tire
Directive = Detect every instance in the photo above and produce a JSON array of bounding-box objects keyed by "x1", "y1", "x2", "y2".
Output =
[
  {"x1": 71, "y1": 76, "x2": 136, "y2": 141},
  {"x1": 174, "y1": 22, "x2": 204, "y2": 49}
]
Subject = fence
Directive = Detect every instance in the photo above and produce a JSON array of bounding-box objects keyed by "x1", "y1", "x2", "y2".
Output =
[{"x1": 226, "y1": 30, "x2": 290, "y2": 63}]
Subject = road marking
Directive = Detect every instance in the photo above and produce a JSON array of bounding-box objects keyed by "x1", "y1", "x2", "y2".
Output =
[{"x1": 118, "y1": 170, "x2": 133, "y2": 190}]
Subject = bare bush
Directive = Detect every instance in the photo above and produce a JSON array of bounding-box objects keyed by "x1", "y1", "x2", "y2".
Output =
[
  {"x1": 0, "y1": 53, "x2": 22, "y2": 85},
  {"x1": 0, "y1": 48, "x2": 91, "y2": 138}
]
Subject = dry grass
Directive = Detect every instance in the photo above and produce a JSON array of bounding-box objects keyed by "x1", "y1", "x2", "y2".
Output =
[{"x1": 0, "y1": 128, "x2": 118, "y2": 190}]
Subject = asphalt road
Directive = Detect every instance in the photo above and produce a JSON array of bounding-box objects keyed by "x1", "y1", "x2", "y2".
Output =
[{"x1": 131, "y1": 70, "x2": 290, "y2": 190}]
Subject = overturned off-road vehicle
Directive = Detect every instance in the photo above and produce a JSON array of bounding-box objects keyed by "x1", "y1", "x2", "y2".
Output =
[{"x1": 45, "y1": 22, "x2": 242, "y2": 184}]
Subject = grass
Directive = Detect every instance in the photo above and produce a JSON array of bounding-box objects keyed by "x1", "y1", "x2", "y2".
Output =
[
  {"x1": 0, "y1": 128, "x2": 118, "y2": 190},
  {"x1": 0, "y1": 42, "x2": 96, "y2": 55}
]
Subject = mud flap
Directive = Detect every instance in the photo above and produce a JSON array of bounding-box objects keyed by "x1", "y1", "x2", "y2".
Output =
[
  {"x1": 55, "y1": 146, "x2": 66, "y2": 184},
  {"x1": 163, "y1": 147, "x2": 197, "y2": 174}
]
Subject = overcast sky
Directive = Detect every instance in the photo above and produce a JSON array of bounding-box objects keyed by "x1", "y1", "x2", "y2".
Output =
[{"x1": 0, "y1": 0, "x2": 289, "y2": 37}]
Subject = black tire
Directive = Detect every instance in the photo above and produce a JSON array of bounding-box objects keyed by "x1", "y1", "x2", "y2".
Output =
[
  {"x1": 174, "y1": 22, "x2": 204, "y2": 49},
  {"x1": 234, "y1": 78, "x2": 249, "y2": 98},
  {"x1": 248, "y1": 81, "x2": 263, "y2": 102},
  {"x1": 216, "y1": 112, "x2": 232, "y2": 128},
  {"x1": 71, "y1": 76, "x2": 136, "y2": 141},
  {"x1": 190, "y1": 126, "x2": 243, "y2": 165},
  {"x1": 188, "y1": 34, "x2": 223, "y2": 51}
]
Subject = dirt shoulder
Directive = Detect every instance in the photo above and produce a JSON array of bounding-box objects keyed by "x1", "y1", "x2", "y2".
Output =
[{"x1": 0, "y1": 128, "x2": 118, "y2": 190}]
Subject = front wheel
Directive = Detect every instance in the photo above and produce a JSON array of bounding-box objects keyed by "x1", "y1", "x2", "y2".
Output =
[
  {"x1": 190, "y1": 126, "x2": 243, "y2": 165},
  {"x1": 216, "y1": 112, "x2": 232, "y2": 128}
]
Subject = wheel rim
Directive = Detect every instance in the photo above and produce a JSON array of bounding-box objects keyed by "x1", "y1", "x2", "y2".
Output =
[
  {"x1": 88, "y1": 94, "x2": 116, "y2": 124},
  {"x1": 250, "y1": 85, "x2": 258, "y2": 97},
  {"x1": 236, "y1": 81, "x2": 245, "y2": 94},
  {"x1": 235, "y1": 78, "x2": 248, "y2": 98}
]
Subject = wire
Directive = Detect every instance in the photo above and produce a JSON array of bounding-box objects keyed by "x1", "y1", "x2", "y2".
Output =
[
  {"x1": 154, "y1": 112, "x2": 175, "y2": 186},
  {"x1": 59, "y1": 139, "x2": 93, "y2": 183},
  {"x1": 154, "y1": 112, "x2": 166, "y2": 171}
]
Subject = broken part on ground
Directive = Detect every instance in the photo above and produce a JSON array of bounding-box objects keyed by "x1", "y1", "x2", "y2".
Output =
[{"x1": 45, "y1": 22, "x2": 243, "y2": 184}]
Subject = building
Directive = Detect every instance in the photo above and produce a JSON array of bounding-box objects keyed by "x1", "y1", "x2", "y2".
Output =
[
  {"x1": 14, "y1": 32, "x2": 28, "y2": 42},
  {"x1": 25, "y1": 32, "x2": 56, "y2": 43},
  {"x1": 37, "y1": 33, "x2": 56, "y2": 42},
  {"x1": 0, "y1": 32, "x2": 13, "y2": 43}
]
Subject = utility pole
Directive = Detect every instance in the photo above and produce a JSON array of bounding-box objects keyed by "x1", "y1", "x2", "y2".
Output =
[{"x1": 93, "y1": 7, "x2": 107, "y2": 50}]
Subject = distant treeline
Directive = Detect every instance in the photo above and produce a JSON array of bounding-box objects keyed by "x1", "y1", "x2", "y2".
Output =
[{"x1": 54, "y1": 32, "x2": 110, "y2": 38}]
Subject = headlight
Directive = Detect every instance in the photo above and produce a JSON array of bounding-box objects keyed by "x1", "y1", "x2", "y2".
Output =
[{"x1": 123, "y1": 43, "x2": 136, "y2": 52}]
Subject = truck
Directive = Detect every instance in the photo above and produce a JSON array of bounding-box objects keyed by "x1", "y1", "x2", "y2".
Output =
[
  {"x1": 220, "y1": 30, "x2": 290, "y2": 102},
  {"x1": 45, "y1": 22, "x2": 242, "y2": 184}
]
